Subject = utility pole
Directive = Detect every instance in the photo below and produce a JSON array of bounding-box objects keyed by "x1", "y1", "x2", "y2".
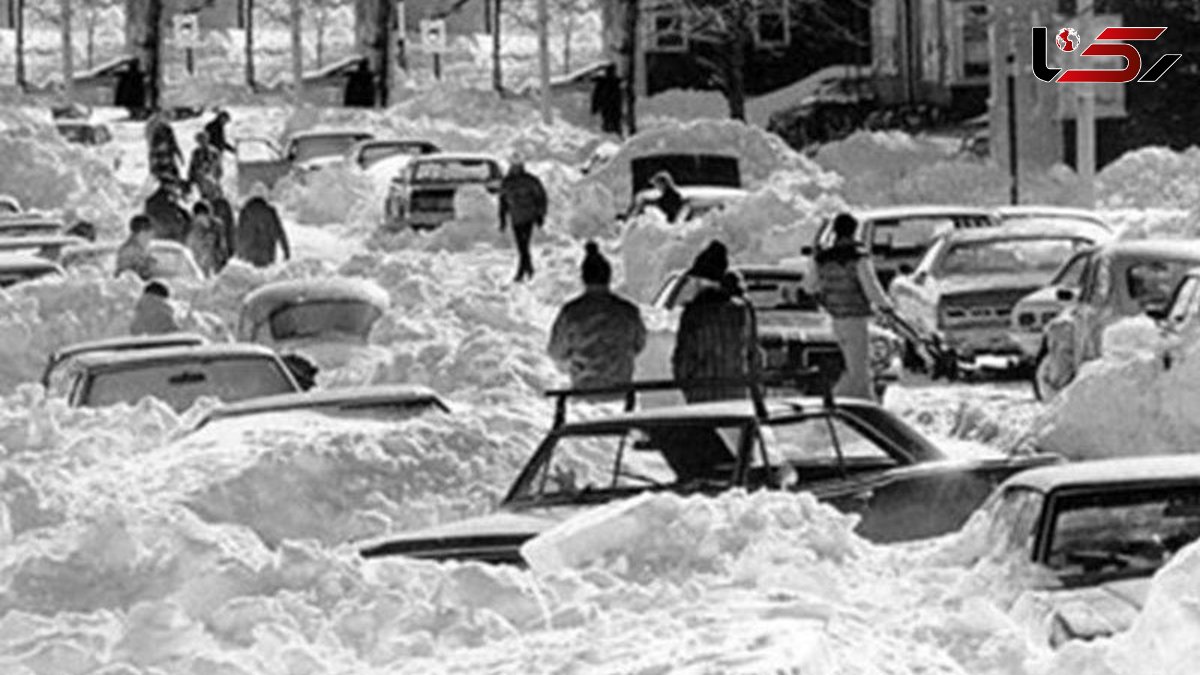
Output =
[
  {"x1": 60, "y1": 0, "x2": 74, "y2": 103},
  {"x1": 1006, "y1": 51, "x2": 1019, "y2": 205},
  {"x1": 491, "y1": 0, "x2": 502, "y2": 92},
  {"x1": 622, "y1": 0, "x2": 639, "y2": 135},
  {"x1": 289, "y1": 0, "x2": 302, "y2": 104},
  {"x1": 537, "y1": 0, "x2": 551, "y2": 123},
  {"x1": 146, "y1": 0, "x2": 162, "y2": 111},
  {"x1": 245, "y1": 0, "x2": 256, "y2": 89},
  {"x1": 15, "y1": 0, "x2": 25, "y2": 90},
  {"x1": 1076, "y1": 3, "x2": 1096, "y2": 207},
  {"x1": 377, "y1": 0, "x2": 392, "y2": 106}
]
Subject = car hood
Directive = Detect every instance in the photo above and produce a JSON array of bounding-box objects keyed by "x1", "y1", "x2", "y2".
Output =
[
  {"x1": 358, "y1": 507, "x2": 577, "y2": 563},
  {"x1": 930, "y1": 272, "x2": 1056, "y2": 297},
  {"x1": 1046, "y1": 577, "x2": 1151, "y2": 643}
]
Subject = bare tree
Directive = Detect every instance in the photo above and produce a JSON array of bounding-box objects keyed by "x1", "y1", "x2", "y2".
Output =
[
  {"x1": 504, "y1": 0, "x2": 600, "y2": 75},
  {"x1": 79, "y1": 0, "x2": 121, "y2": 70}
]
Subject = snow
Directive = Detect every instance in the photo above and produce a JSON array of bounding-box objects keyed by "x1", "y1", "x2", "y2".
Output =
[{"x1": 6, "y1": 93, "x2": 1200, "y2": 674}]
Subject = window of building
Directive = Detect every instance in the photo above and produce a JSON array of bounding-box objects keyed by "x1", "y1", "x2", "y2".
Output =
[
  {"x1": 754, "y1": 0, "x2": 789, "y2": 49},
  {"x1": 646, "y1": 0, "x2": 689, "y2": 53},
  {"x1": 962, "y1": 3, "x2": 989, "y2": 79}
]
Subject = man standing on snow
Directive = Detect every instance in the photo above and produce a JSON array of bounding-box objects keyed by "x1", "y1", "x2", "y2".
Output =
[
  {"x1": 146, "y1": 113, "x2": 184, "y2": 186},
  {"x1": 186, "y1": 201, "x2": 221, "y2": 277},
  {"x1": 236, "y1": 184, "x2": 291, "y2": 268},
  {"x1": 498, "y1": 158, "x2": 548, "y2": 283},
  {"x1": 548, "y1": 241, "x2": 646, "y2": 390},
  {"x1": 203, "y1": 110, "x2": 236, "y2": 155},
  {"x1": 591, "y1": 64, "x2": 623, "y2": 136},
  {"x1": 115, "y1": 214, "x2": 159, "y2": 280},
  {"x1": 188, "y1": 131, "x2": 224, "y2": 202},
  {"x1": 144, "y1": 181, "x2": 191, "y2": 243},
  {"x1": 130, "y1": 281, "x2": 181, "y2": 336}
]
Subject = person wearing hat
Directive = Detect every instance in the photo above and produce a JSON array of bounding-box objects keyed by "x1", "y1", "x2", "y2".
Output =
[
  {"x1": 814, "y1": 212, "x2": 895, "y2": 401},
  {"x1": 499, "y1": 156, "x2": 548, "y2": 283},
  {"x1": 672, "y1": 240, "x2": 761, "y2": 402},
  {"x1": 130, "y1": 280, "x2": 181, "y2": 336},
  {"x1": 548, "y1": 241, "x2": 646, "y2": 390},
  {"x1": 235, "y1": 182, "x2": 290, "y2": 268}
]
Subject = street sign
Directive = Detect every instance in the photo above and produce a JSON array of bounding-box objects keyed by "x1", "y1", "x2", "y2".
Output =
[
  {"x1": 420, "y1": 19, "x2": 447, "y2": 53},
  {"x1": 174, "y1": 13, "x2": 200, "y2": 49}
]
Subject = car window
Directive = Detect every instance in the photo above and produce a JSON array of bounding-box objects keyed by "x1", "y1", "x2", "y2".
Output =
[
  {"x1": 149, "y1": 247, "x2": 195, "y2": 279},
  {"x1": 1167, "y1": 277, "x2": 1200, "y2": 325},
  {"x1": 267, "y1": 300, "x2": 382, "y2": 341},
  {"x1": 985, "y1": 487, "x2": 1043, "y2": 560},
  {"x1": 872, "y1": 217, "x2": 956, "y2": 252},
  {"x1": 1082, "y1": 255, "x2": 1112, "y2": 306},
  {"x1": 762, "y1": 414, "x2": 897, "y2": 467},
  {"x1": 1052, "y1": 251, "x2": 1091, "y2": 288},
  {"x1": 84, "y1": 356, "x2": 297, "y2": 411},
  {"x1": 652, "y1": 272, "x2": 682, "y2": 308},
  {"x1": 743, "y1": 274, "x2": 820, "y2": 312},
  {"x1": 411, "y1": 160, "x2": 496, "y2": 183},
  {"x1": 293, "y1": 136, "x2": 368, "y2": 163},
  {"x1": 1128, "y1": 261, "x2": 1185, "y2": 307},
  {"x1": 512, "y1": 424, "x2": 744, "y2": 503},
  {"x1": 938, "y1": 238, "x2": 1090, "y2": 278},
  {"x1": 1045, "y1": 486, "x2": 1200, "y2": 578}
]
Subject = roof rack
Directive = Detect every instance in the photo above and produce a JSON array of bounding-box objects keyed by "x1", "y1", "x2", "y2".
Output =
[{"x1": 545, "y1": 368, "x2": 833, "y2": 429}]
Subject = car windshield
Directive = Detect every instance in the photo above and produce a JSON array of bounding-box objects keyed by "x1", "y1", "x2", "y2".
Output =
[
  {"x1": 361, "y1": 143, "x2": 431, "y2": 167},
  {"x1": 743, "y1": 274, "x2": 821, "y2": 312},
  {"x1": 411, "y1": 160, "x2": 495, "y2": 183},
  {"x1": 294, "y1": 135, "x2": 367, "y2": 163},
  {"x1": 1046, "y1": 485, "x2": 1200, "y2": 581},
  {"x1": 939, "y1": 238, "x2": 1090, "y2": 278},
  {"x1": 266, "y1": 300, "x2": 382, "y2": 341},
  {"x1": 85, "y1": 356, "x2": 297, "y2": 412},
  {"x1": 509, "y1": 423, "x2": 746, "y2": 505}
]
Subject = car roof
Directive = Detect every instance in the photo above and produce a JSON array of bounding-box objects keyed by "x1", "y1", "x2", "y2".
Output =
[
  {"x1": 0, "y1": 216, "x2": 61, "y2": 228},
  {"x1": 943, "y1": 218, "x2": 1110, "y2": 244},
  {"x1": 289, "y1": 129, "x2": 374, "y2": 140},
  {"x1": 856, "y1": 205, "x2": 995, "y2": 221},
  {"x1": 995, "y1": 205, "x2": 1107, "y2": 224},
  {"x1": 0, "y1": 252, "x2": 63, "y2": 270},
  {"x1": 676, "y1": 186, "x2": 751, "y2": 199},
  {"x1": 0, "y1": 235, "x2": 85, "y2": 250},
  {"x1": 558, "y1": 397, "x2": 876, "y2": 431},
  {"x1": 63, "y1": 240, "x2": 187, "y2": 256},
  {"x1": 1100, "y1": 239, "x2": 1200, "y2": 261},
  {"x1": 413, "y1": 152, "x2": 503, "y2": 164},
  {"x1": 355, "y1": 138, "x2": 437, "y2": 150},
  {"x1": 50, "y1": 332, "x2": 209, "y2": 362},
  {"x1": 71, "y1": 343, "x2": 282, "y2": 371},
  {"x1": 202, "y1": 384, "x2": 446, "y2": 422},
  {"x1": 1008, "y1": 455, "x2": 1200, "y2": 493},
  {"x1": 240, "y1": 277, "x2": 391, "y2": 321}
]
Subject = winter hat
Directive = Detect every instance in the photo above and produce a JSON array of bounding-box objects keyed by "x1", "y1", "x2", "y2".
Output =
[
  {"x1": 688, "y1": 240, "x2": 729, "y2": 282},
  {"x1": 581, "y1": 240, "x2": 612, "y2": 286}
]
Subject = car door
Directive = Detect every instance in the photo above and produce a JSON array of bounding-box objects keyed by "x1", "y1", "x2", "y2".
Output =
[
  {"x1": 890, "y1": 237, "x2": 946, "y2": 336},
  {"x1": 236, "y1": 138, "x2": 290, "y2": 195}
]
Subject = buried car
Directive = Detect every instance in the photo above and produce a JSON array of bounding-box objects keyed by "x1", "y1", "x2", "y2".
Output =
[
  {"x1": 972, "y1": 456, "x2": 1200, "y2": 647},
  {"x1": 62, "y1": 343, "x2": 301, "y2": 412},
  {"x1": 642, "y1": 265, "x2": 900, "y2": 400},
  {"x1": 235, "y1": 129, "x2": 375, "y2": 194},
  {"x1": 624, "y1": 153, "x2": 748, "y2": 222},
  {"x1": 0, "y1": 215, "x2": 63, "y2": 239},
  {"x1": 192, "y1": 384, "x2": 450, "y2": 431},
  {"x1": 359, "y1": 380, "x2": 1059, "y2": 564},
  {"x1": 1035, "y1": 240, "x2": 1200, "y2": 400},
  {"x1": 383, "y1": 153, "x2": 506, "y2": 231},
  {"x1": 60, "y1": 240, "x2": 205, "y2": 281},
  {"x1": 890, "y1": 219, "x2": 1109, "y2": 374},
  {"x1": 42, "y1": 332, "x2": 209, "y2": 394},
  {"x1": 0, "y1": 252, "x2": 64, "y2": 289}
]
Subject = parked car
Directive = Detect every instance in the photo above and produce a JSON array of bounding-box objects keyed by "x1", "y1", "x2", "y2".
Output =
[
  {"x1": 0, "y1": 252, "x2": 64, "y2": 289},
  {"x1": 238, "y1": 277, "x2": 391, "y2": 371},
  {"x1": 41, "y1": 333, "x2": 209, "y2": 394},
  {"x1": 193, "y1": 384, "x2": 450, "y2": 431},
  {"x1": 623, "y1": 152, "x2": 746, "y2": 222},
  {"x1": 890, "y1": 219, "x2": 1109, "y2": 374},
  {"x1": 1035, "y1": 240, "x2": 1200, "y2": 400},
  {"x1": 969, "y1": 456, "x2": 1200, "y2": 647},
  {"x1": 642, "y1": 265, "x2": 901, "y2": 399},
  {"x1": 348, "y1": 139, "x2": 441, "y2": 171},
  {"x1": 359, "y1": 383, "x2": 1059, "y2": 564},
  {"x1": 802, "y1": 206, "x2": 998, "y2": 291},
  {"x1": 60, "y1": 240, "x2": 205, "y2": 281},
  {"x1": 0, "y1": 215, "x2": 63, "y2": 239},
  {"x1": 55, "y1": 120, "x2": 114, "y2": 146},
  {"x1": 0, "y1": 235, "x2": 86, "y2": 261},
  {"x1": 0, "y1": 195, "x2": 21, "y2": 214},
  {"x1": 383, "y1": 153, "x2": 506, "y2": 231},
  {"x1": 235, "y1": 129, "x2": 375, "y2": 195},
  {"x1": 996, "y1": 205, "x2": 1111, "y2": 232},
  {"x1": 1009, "y1": 248, "x2": 1096, "y2": 362},
  {"x1": 61, "y1": 344, "x2": 301, "y2": 412}
]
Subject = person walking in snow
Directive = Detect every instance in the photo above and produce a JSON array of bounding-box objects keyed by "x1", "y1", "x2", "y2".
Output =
[
  {"x1": 187, "y1": 131, "x2": 224, "y2": 202},
  {"x1": 146, "y1": 114, "x2": 184, "y2": 186},
  {"x1": 144, "y1": 181, "x2": 192, "y2": 243},
  {"x1": 115, "y1": 214, "x2": 159, "y2": 280},
  {"x1": 672, "y1": 241, "x2": 762, "y2": 403},
  {"x1": 548, "y1": 241, "x2": 647, "y2": 390},
  {"x1": 813, "y1": 212, "x2": 895, "y2": 401},
  {"x1": 186, "y1": 201, "x2": 221, "y2": 277},
  {"x1": 203, "y1": 110, "x2": 236, "y2": 155},
  {"x1": 591, "y1": 64, "x2": 623, "y2": 136},
  {"x1": 210, "y1": 196, "x2": 237, "y2": 272},
  {"x1": 236, "y1": 184, "x2": 290, "y2": 268},
  {"x1": 498, "y1": 158, "x2": 548, "y2": 283},
  {"x1": 130, "y1": 281, "x2": 181, "y2": 336}
]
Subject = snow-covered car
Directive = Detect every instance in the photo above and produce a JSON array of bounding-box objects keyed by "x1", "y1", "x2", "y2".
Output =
[
  {"x1": 0, "y1": 215, "x2": 64, "y2": 239},
  {"x1": 235, "y1": 129, "x2": 375, "y2": 194},
  {"x1": 642, "y1": 265, "x2": 900, "y2": 399},
  {"x1": 1035, "y1": 240, "x2": 1200, "y2": 400},
  {"x1": 0, "y1": 252, "x2": 64, "y2": 289},
  {"x1": 358, "y1": 385, "x2": 1059, "y2": 564},
  {"x1": 995, "y1": 205, "x2": 1111, "y2": 233},
  {"x1": 1009, "y1": 248, "x2": 1096, "y2": 362},
  {"x1": 0, "y1": 195, "x2": 20, "y2": 214},
  {"x1": 55, "y1": 120, "x2": 114, "y2": 146},
  {"x1": 383, "y1": 153, "x2": 505, "y2": 231},
  {"x1": 41, "y1": 332, "x2": 209, "y2": 395},
  {"x1": 973, "y1": 456, "x2": 1200, "y2": 647},
  {"x1": 193, "y1": 384, "x2": 450, "y2": 431},
  {"x1": 802, "y1": 206, "x2": 998, "y2": 291},
  {"x1": 60, "y1": 240, "x2": 205, "y2": 281},
  {"x1": 890, "y1": 219, "x2": 1109, "y2": 374},
  {"x1": 625, "y1": 153, "x2": 746, "y2": 222},
  {"x1": 347, "y1": 139, "x2": 440, "y2": 171},
  {"x1": 62, "y1": 343, "x2": 301, "y2": 413},
  {"x1": 238, "y1": 277, "x2": 391, "y2": 372},
  {"x1": 0, "y1": 235, "x2": 86, "y2": 261}
]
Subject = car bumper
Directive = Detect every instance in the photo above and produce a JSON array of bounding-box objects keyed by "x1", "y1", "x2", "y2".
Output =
[{"x1": 941, "y1": 326, "x2": 1030, "y2": 363}]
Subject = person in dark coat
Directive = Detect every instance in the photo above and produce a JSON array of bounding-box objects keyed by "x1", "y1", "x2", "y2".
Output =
[
  {"x1": 591, "y1": 64, "x2": 623, "y2": 136},
  {"x1": 672, "y1": 241, "x2": 762, "y2": 403},
  {"x1": 548, "y1": 241, "x2": 647, "y2": 390},
  {"x1": 344, "y1": 60, "x2": 376, "y2": 108},
  {"x1": 187, "y1": 131, "x2": 223, "y2": 202},
  {"x1": 209, "y1": 196, "x2": 236, "y2": 272},
  {"x1": 236, "y1": 184, "x2": 290, "y2": 267},
  {"x1": 114, "y1": 59, "x2": 146, "y2": 119},
  {"x1": 130, "y1": 281, "x2": 180, "y2": 336},
  {"x1": 144, "y1": 183, "x2": 192, "y2": 243},
  {"x1": 115, "y1": 214, "x2": 159, "y2": 280},
  {"x1": 498, "y1": 159, "x2": 548, "y2": 283},
  {"x1": 647, "y1": 171, "x2": 685, "y2": 223},
  {"x1": 186, "y1": 201, "x2": 221, "y2": 276},
  {"x1": 814, "y1": 213, "x2": 895, "y2": 401},
  {"x1": 147, "y1": 115, "x2": 184, "y2": 185},
  {"x1": 203, "y1": 110, "x2": 235, "y2": 154}
]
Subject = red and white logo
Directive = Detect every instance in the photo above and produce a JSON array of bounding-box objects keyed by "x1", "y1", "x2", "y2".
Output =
[
  {"x1": 1033, "y1": 26, "x2": 1182, "y2": 84},
  {"x1": 1056, "y1": 27, "x2": 1081, "y2": 52}
]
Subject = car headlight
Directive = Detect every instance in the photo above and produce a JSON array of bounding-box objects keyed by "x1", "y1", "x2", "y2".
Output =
[{"x1": 1017, "y1": 311, "x2": 1037, "y2": 328}]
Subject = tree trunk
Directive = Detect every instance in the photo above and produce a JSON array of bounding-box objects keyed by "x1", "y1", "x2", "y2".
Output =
[
  {"x1": 315, "y1": 7, "x2": 325, "y2": 68},
  {"x1": 60, "y1": 0, "x2": 74, "y2": 103},
  {"x1": 146, "y1": 0, "x2": 162, "y2": 111},
  {"x1": 15, "y1": 0, "x2": 25, "y2": 90},
  {"x1": 289, "y1": 0, "x2": 302, "y2": 104},
  {"x1": 727, "y1": 35, "x2": 746, "y2": 121},
  {"x1": 86, "y1": 10, "x2": 95, "y2": 70},
  {"x1": 561, "y1": 17, "x2": 573, "y2": 74},
  {"x1": 491, "y1": 0, "x2": 503, "y2": 91},
  {"x1": 245, "y1": 0, "x2": 255, "y2": 89},
  {"x1": 620, "y1": 0, "x2": 638, "y2": 135}
]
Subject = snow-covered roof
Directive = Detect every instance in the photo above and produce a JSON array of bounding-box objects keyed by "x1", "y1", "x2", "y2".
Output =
[
  {"x1": 71, "y1": 343, "x2": 282, "y2": 372},
  {"x1": 1008, "y1": 455, "x2": 1200, "y2": 493},
  {"x1": 240, "y1": 277, "x2": 391, "y2": 323},
  {"x1": 0, "y1": 252, "x2": 63, "y2": 271},
  {"x1": 1100, "y1": 239, "x2": 1200, "y2": 261},
  {"x1": 201, "y1": 385, "x2": 448, "y2": 425},
  {"x1": 944, "y1": 218, "x2": 1111, "y2": 244},
  {"x1": 995, "y1": 205, "x2": 1108, "y2": 227}
]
